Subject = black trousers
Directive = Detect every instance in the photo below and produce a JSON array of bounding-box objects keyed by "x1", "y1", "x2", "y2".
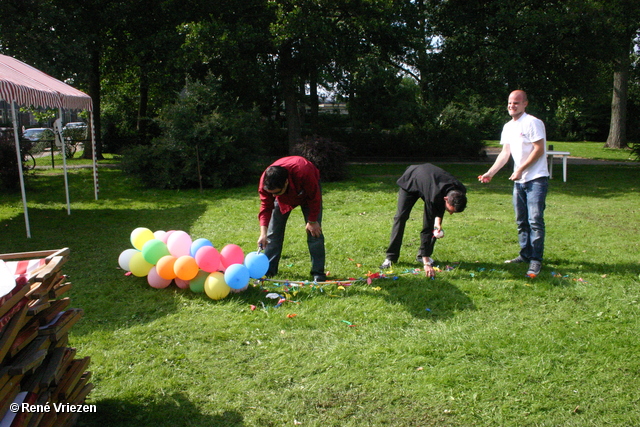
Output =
[{"x1": 385, "y1": 187, "x2": 436, "y2": 262}]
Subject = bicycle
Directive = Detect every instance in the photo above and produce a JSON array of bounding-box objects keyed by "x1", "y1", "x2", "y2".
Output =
[{"x1": 19, "y1": 139, "x2": 37, "y2": 171}]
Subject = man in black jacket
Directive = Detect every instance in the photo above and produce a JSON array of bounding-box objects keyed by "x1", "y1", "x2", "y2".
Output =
[{"x1": 380, "y1": 163, "x2": 467, "y2": 278}]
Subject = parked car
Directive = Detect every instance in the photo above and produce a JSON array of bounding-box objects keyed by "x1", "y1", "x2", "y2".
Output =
[
  {"x1": 21, "y1": 127, "x2": 55, "y2": 143},
  {"x1": 62, "y1": 122, "x2": 87, "y2": 131}
]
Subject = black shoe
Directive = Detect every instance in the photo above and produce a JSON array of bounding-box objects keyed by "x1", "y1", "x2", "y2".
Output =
[
  {"x1": 313, "y1": 275, "x2": 327, "y2": 282},
  {"x1": 505, "y1": 255, "x2": 528, "y2": 264}
]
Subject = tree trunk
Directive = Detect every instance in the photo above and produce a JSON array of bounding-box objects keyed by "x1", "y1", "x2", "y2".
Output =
[
  {"x1": 137, "y1": 65, "x2": 149, "y2": 143},
  {"x1": 309, "y1": 69, "x2": 319, "y2": 134},
  {"x1": 85, "y1": 47, "x2": 103, "y2": 159},
  {"x1": 605, "y1": 53, "x2": 630, "y2": 149},
  {"x1": 280, "y1": 44, "x2": 302, "y2": 152}
]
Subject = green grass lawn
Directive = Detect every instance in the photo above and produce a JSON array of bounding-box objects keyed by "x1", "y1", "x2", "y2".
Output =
[
  {"x1": 484, "y1": 140, "x2": 638, "y2": 162},
  {"x1": 1, "y1": 154, "x2": 639, "y2": 426}
]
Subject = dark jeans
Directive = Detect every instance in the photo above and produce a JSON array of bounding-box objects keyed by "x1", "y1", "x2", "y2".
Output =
[
  {"x1": 264, "y1": 199, "x2": 326, "y2": 279},
  {"x1": 385, "y1": 188, "x2": 436, "y2": 262},
  {"x1": 513, "y1": 177, "x2": 548, "y2": 262}
]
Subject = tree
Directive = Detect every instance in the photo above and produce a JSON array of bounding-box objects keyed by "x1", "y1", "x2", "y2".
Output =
[{"x1": 604, "y1": 0, "x2": 640, "y2": 148}]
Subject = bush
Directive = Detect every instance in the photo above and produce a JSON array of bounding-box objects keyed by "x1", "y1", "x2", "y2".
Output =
[
  {"x1": 292, "y1": 136, "x2": 348, "y2": 182},
  {"x1": 121, "y1": 77, "x2": 264, "y2": 189}
]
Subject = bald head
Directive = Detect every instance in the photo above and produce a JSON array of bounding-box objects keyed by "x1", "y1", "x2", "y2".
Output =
[
  {"x1": 510, "y1": 90, "x2": 528, "y2": 102},
  {"x1": 507, "y1": 90, "x2": 528, "y2": 120}
]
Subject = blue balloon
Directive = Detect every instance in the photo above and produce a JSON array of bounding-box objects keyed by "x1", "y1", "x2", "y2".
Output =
[
  {"x1": 244, "y1": 251, "x2": 270, "y2": 279},
  {"x1": 190, "y1": 238, "x2": 214, "y2": 257},
  {"x1": 224, "y1": 263, "x2": 251, "y2": 290}
]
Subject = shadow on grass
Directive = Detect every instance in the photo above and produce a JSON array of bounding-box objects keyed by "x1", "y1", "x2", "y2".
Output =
[
  {"x1": 430, "y1": 258, "x2": 640, "y2": 295},
  {"x1": 379, "y1": 273, "x2": 477, "y2": 320},
  {"x1": 77, "y1": 394, "x2": 245, "y2": 427},
  {"x1": 0, "y1": 204, "x2": 209, "y2": 335}
]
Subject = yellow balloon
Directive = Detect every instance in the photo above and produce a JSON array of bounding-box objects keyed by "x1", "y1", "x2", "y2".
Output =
[
  {"x1": 204, "y1": 272, "x2": 230, "y2": 300},
  {"x1": 131, "y1": 227, "x2": 155, "y2": 250},
  {"x1": 129, "y1": 251, "x2": 153, "y2": 277}
]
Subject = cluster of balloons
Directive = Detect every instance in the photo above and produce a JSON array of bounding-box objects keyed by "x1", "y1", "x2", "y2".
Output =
[{"x1": 118, "y1": 227, "x2": 269, "y2": 300}]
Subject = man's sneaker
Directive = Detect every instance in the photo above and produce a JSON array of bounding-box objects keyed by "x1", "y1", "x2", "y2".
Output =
[
  {"x1": 526, "y1": 260, "x2": 542, "y2": 277},
  {"x1": 380, "y1": 259, "x2": 393, "y2": 269},
  {"x1": 505, "y1": 255, "x2": 528, "y2": 264}
]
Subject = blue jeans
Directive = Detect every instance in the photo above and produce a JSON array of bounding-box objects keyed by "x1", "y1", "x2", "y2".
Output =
[
  {"x1": 264, "y1": 200, "x2": 326, "y2": 279},
  {"x1": 513, "y1": 177, "x2": 548, "y2": 262}
]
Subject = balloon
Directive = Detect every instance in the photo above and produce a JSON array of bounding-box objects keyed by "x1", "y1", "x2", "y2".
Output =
[
  {"x1": 204, "y1": 272, "x2": 230, "y2": 300},
  {"x1": 174, "y1": 278, "x2": 190, "y2": 289},
  {"x1": 167, "y1": 230, "x2": 192, "y2": 257},
  {"x1": 174, "y1": 256, "x2": 199, "y2": 281},
  {"x1": 130, "y1": 227, "x2": 154, "y2": 250},
  {"x1": 189, "y1": 270, "x2": 209, "y2": 293},
  {"x1": 129, "y1": 251, "x2": 153, "y2": 277},
  {"x1": 244, "y1": 251, "x2": 270, "y2": 279},
  {"x1": 220, "y1": 244, "x2": 244, "y2": 268},
  {"x1": 141, "y1": 239, "x2": 170, "y2": 265},
  {"x1": 190, "y1": 238, "x2": 214, "y2": 257},
  {"x1": 195, "y1": 246, "x2": 221, "y2": 273},
  {"x1": 118, "y1": 248, "x2": 139, "y2": 271},
  {"x1": 153, "y1": 230, "x2": 167, "y2": 241},
  {"x1": 230, "y1": 284, "x2": 248, "y2": 293},
  {"x1": 161, "y1": 230, "x2": 175, "y2": 244},
  {"x1": 224, "y1": 263, "x2": 250, "y2": 290},
  {"x1": 147, "y1": 267, "x2": 171, "y2": 289},
  {"x1": 156, "y1": 255, "x2": 177, "y2": 280}
]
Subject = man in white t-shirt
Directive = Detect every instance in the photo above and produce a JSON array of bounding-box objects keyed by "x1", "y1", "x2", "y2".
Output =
[{"x1": 478, "y1": 90, "x2": 549, "y2": 277}]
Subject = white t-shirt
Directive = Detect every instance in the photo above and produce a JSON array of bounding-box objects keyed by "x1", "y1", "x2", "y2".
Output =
[{"x1": 501, "y1": 112, "x2": 549, "y2": 183}]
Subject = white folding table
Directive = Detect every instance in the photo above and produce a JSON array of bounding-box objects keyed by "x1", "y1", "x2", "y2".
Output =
[{"x1": 547, "y1": 150, "x2": 571, "y2": 182}]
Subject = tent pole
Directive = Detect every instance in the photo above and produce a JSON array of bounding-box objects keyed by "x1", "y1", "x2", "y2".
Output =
[
  {"x1": 10, "y1": 102, "x2": 31, "y2": 238},
  {"x1": 90, "y1": 112, "x2": 98, "y2": 200},
  {"x1": 57, "y1": 108, "x2": 71, "y2": 215}
]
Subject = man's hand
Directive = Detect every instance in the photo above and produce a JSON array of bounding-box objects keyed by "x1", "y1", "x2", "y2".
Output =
[
  {"x1": 258, "y1": 225, "x2": 268, "y2": 250},
  {"x1": 509, "y1": 170, "x2": 523, "y2": 181},
  {"x1": 478, "y1": 174, "x2": 492, "y2": 183},
  {"x1": 306, "y1": 221, "x2": 322, "y2": 237},
  {"x1": 424, "y1": 264, "x2": 436, "y2": 278}
]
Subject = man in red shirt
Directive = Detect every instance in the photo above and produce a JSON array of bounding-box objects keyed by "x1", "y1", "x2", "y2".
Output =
[{"x1": 257, "y1": 156, "x2": 326, "y2": 281}]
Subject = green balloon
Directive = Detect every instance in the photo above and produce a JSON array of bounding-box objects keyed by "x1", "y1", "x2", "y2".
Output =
[
  {"x1": 189, "y1": 270, "x2": 209, "y2": 293},
  {"x1": 141, "y1": 239, "x2": 170, "y2": 265}
]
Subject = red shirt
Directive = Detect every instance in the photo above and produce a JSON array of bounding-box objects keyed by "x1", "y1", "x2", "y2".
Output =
[{"x1": 258, "y1": 156, "x2": 321, "y2": 226}]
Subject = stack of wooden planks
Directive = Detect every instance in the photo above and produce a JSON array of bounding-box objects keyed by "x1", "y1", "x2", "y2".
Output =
[{"x1": 0, "y1": 248, "x2": 93, "y2": 427}]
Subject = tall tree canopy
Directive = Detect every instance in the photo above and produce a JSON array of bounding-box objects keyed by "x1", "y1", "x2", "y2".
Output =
[{"x1": 1, "y1": 0, "x2": 638, "y2": 156}]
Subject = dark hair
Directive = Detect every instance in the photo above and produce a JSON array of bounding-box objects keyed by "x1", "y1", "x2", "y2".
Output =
[
  {"x1": 447, "y1": 190, "x2": 467, "y2": 212},
  {"x1": 263, "y1": 165, "x2": 288, "y2": 191}
]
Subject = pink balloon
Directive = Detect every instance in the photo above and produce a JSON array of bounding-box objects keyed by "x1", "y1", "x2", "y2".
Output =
[
  {"x1": 147, "y1": 266, "x2": 172, "y2": 289},
  {"x1": 195, "y1": 246, "x2": 221, "y2": 273},
  {"x1": 167, "y1": 230, "x2": 192, "y2": 257},
  {"x1": 161, "y1": 230, "x2": 175, "y2": 244},
  {"x1": 220, "y1": 244, "x2": 244, "y2": 268},
  {"x1": 174, "y1": 278, "x2": 190, "y2": 289}
]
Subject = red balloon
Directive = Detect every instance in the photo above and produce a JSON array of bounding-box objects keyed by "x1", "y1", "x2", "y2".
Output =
[
  {"x1": 220, "y1": 244, "x2": 244, "y2": 268},
  {"x1": 195, "y1": 246, "x2": 221, "y2": 273}
]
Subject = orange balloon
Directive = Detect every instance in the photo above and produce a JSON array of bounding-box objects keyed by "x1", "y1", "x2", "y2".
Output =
[
  {"x1": 156, "y1": 255, "x2": 177, "y2": 280},
  {"x1": 174, "y1": 256, "x2": 199, "y2": 281}
]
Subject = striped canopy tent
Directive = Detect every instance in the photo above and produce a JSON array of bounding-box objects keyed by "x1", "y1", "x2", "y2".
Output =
[{"x1": 0, "y1": 54, "x2": 98, "y2": 238}]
